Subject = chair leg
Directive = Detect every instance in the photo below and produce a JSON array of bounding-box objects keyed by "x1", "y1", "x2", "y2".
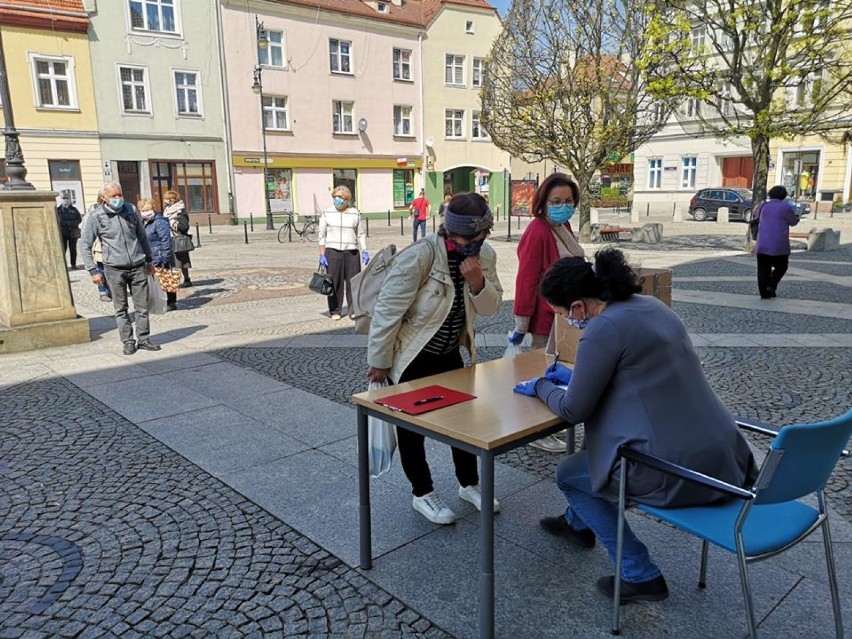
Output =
[
  {"x1": 698, "y1": 540, "x2": 708, "y2": 589},
  {"x1": 612, "y1": 462, "x2": 628, "y2": 636},
  {"x1": 820, "y1": 518, "x2": 844, "y2": 638},
  {"x1": 735, "y1": 542, "x2": 758, "y2": 639}
]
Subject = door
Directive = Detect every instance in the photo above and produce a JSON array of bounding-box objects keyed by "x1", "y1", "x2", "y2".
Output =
[
  {"x1": 721, "y1": 157, "x2": 754, "y2": 188},
  {"x1": 725, "y1": 190, "x2": 743, "y2": 219},
  {"x1": 117, "y1": 161, "x2": 140, "y2": 208}
]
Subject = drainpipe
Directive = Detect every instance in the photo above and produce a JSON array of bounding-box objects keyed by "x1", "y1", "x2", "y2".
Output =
[
  {"x1": 418, "y1": 31, "x2": 426, "y2": 192},
  {"x1": 215, "y1": 0, "x2": 237, "y2": 219}
]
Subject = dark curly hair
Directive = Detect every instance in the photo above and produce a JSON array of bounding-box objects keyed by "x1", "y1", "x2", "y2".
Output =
[{"x1": 540, "y1": 248, "x2": 640, "y2": 307}]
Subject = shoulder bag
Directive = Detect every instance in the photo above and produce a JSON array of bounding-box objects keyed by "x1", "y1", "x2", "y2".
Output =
[{"x1": 173, "y1": 233, "x2": 195, "y2": 253}]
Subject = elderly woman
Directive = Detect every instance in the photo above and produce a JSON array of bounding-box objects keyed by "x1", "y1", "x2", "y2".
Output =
[
  {"x1": 139, "y1": 198, "x2": 177, "y2": 311},
  {"x1": 754, "y1": 185, "x2": 799, "y2": 299},
  {"x1": 511, "y1": 172, "x2": 585, "y2": 452},
  {"x1": 318, "y1": 186, "x2": 368, "y2": 320},
  {"x1": 367, "y1": 193, "x2": 503, "y2": 525},
  {"x1": 162, "y1": 190, "x2": 193, "y2": 288},
  {"x1": 514, "y1": 248, "x2": 756, "y2": 602}
]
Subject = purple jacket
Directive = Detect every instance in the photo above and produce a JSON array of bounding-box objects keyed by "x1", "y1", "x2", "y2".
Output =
[{"x1": 755, "y1": 199, "x2": 799, "y2": 256}]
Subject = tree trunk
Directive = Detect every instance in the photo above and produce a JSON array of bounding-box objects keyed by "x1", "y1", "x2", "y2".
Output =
[
  {"x1": 576, "y1": 177, "x2": 594, "y2": 243},
  {"x1": 751, "y1": 134, "x2": 770, "y2": 204}
]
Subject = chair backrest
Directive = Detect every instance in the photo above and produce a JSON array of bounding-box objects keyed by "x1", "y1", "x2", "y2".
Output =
[{"x1": 754, "y1": 408, "x2": 852, "y2": 505}]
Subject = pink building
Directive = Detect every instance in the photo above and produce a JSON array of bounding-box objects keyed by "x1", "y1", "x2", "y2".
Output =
[{"x1": 222, "y1": 0, "x2": 424, "y2": 218}]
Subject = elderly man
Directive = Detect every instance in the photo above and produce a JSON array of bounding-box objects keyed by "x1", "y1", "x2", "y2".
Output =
[{"x1": 81, "y1": 182, "x2": 161, "y2": 355}]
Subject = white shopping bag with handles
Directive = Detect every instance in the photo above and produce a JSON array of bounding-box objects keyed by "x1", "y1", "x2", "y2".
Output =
[{"x1": 368, "y1": 380, "x2": 397, "y2": 478}]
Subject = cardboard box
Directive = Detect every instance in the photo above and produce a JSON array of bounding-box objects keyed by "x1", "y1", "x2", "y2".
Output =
[{"x1": 545, "y1": 267, "x2": 673, "y2": 364}]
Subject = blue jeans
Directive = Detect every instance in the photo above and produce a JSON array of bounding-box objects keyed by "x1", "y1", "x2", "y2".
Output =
[
  {"x1": 96, "y1": 262, "x2": 110, "y2": 295},
  {"x1": 556, "y1": 452, "x2": 661, "y2": 583},
  {"x1": 412, "y1": 219, "x2": 427, "y2": 241}
]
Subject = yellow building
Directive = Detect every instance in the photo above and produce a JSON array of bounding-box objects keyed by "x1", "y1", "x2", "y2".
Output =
[
  {"x1": 0, "y1": 1, "x2": 102, "y2": 208},
  {"x1": 769, "y1": 135, "x2": 852, "y2": 210}
]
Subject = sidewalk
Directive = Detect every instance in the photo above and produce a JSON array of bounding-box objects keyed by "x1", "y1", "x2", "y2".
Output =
[{"x1": 1, "y1": 221, "x2": 850, "y2": 638}]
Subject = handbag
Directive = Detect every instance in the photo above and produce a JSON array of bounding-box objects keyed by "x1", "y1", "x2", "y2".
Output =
[
  {"x1": 309, "y1": 265, "x2": 334, "y2": 296},
  {"x1": 748, "y1": 203, "x2": 762, "y2": 241},
  {"x1": 154, "y1": 267, "x2": 181, "y2": 293},
  {"x1": 173, "y1": 233, "x2": 195, "y2": 253}
]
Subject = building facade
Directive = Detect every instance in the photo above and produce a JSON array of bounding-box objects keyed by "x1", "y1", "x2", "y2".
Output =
[
  {"x1": 86, "y1": 0, "x2": 230, "y2": 218},
  {"x1": 0, "y1": 0, "x2": 102, "y2": 208}
]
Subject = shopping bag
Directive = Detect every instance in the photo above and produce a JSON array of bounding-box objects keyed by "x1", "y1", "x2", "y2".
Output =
[
  {"x1": 368, "y1": 380, "x2": 397, "y2": 478},
  {"x1": 154, "y1": 267, "x2": 181, "y2": 293},
  {"x1": 503, "y1": 331, "x2": 531, "y2": 358},
  {"x1": 147, "y1": 274, "x2": 168, "y2": 315}
]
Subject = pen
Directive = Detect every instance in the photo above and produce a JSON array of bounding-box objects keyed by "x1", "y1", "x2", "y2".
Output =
[
  {"x1": 413, "y1": 395, "x2": 444, "y2": 406},
  {"x1": 547, "y1": 351, "x2": 560, "y2": 374}
]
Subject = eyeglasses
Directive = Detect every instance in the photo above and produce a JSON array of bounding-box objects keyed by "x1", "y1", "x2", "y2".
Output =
[{"x1": 546, "y1": 199, "x2": 574, "y2": 206}]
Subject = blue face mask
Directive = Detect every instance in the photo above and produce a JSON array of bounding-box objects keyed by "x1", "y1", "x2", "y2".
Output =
[
  {"x1": 109, "y1": 197, "x2": 125, "y2": 211},
  {"x1": 547, "y1": 203, "x2": 575, "y2": 224},
  {"x1": 333, "y1": 197, "x2": 346, "y2": 208},
  {"x1": 566, "y1": 315, "x2": 588, "y2": 330}
]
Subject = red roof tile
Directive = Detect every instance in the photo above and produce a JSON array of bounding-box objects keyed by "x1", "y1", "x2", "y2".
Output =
[
  {"x1": 270, "y1": 0, "x2": 496, "y2": 28},
  {"x1": 0, "y1": 0, "x2": 88, "y2": 31}
]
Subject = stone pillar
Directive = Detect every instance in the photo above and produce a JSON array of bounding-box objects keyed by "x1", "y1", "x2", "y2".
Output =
[
  {"x1": 717, "y1": 206, "x2": 729, "y2": 223},
  {"x1": 0, "y1": 190, "x2": 89, "y2": 353}
]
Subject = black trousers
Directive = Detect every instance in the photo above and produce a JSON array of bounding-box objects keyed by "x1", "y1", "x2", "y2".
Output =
[
  {"x1": 396, "y1": 349, "x2": 479, "y2": 497},
  {"x1": 62, "y1": 236, "x2": 78, "y2": 267},
  {"x1": 326, "y1": 248, "x2": 360, "y2": 315},
  {"x1": 756, "y1": 254, "x2": 789, "y2": 298}
]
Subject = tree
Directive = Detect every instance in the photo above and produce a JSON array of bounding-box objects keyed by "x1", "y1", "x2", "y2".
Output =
[
  {"x1": 639, "y1": 0, "x2": 852, "y2": 203},
  {"x1": 480, "y1": 0, "x2": 680, "y2": 240}
]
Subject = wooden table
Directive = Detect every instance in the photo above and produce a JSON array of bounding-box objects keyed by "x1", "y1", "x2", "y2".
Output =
[{"x1": 351, "y1": 349, "x2": 570, "y2": 639}]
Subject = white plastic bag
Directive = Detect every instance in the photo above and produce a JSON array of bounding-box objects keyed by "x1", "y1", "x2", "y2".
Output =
[
  {"x1": 503, "y1": 331, "x2": 532, "y2": 358},
  {"x1": 368, "y1": 380, "x2": 397, "y2": 478},
  {"x1": 147, "y1": 274, "x2": 168, "y2": 315}
]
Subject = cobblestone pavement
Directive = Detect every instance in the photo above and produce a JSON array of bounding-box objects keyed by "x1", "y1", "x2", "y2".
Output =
[{"x1": 0, "y1": 377, "x2": 451, "y2": 639}]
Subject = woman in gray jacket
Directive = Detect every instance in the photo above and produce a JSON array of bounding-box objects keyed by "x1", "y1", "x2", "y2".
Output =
[
  {"x1": 514, "y1": 248, "x2": 756, "y2": 603},
  {"x1": 366, "y1": 193, "x2": 503, "y2": 525}
]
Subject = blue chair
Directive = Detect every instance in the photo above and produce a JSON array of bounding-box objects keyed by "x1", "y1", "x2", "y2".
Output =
[{"x1": 611, "y1": 409, "x2": 852, "y2": 638}]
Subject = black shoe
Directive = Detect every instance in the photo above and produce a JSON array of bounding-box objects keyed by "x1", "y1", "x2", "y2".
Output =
[
  {"x1": 166, "y1": 304, "x2": 178, "y2": 312},
  {"x1": 768, "y1": 288, "x2": 777, "y2": 298},
  {"x1": 123, "y1": 342, "x2": 137, "y2": 355},
  {"x1": 136, "y1": 340, "x2": 161, "y2": 352},
  {"x1": 179, "y1": 281, "x2": 193, "y2": 288},
  {"x1": 596, "y1": 575, "x2": 669, "y2": 604},
  {"x1": 539, "y1": 516, "x2": 596, "y2": 548}
]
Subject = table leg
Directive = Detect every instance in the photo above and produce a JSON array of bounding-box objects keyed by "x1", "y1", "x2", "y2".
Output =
[
  {"x1": 566, "y1": 424, "x2": 576, "y2": 455},
  {"x1": 479, "y1": 451, "x2": 495, "y2": 639},
  {"x1": 357, "y1": 406, "x2": 372, "y2": 570}
]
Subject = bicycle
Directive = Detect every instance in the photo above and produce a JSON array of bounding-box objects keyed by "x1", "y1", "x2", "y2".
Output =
[{"x1": 277, "y1": 213, "x2": 319, "y2": 243}]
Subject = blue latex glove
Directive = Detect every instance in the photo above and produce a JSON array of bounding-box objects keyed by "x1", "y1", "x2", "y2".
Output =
[
  {"x1": 361, "y1": 250, "x2": 370, "y2": 265},
  {"x1": 513, "y1": 378, "x2": 540, "y2": 397},
  {"x1": 319, "y1": 255, "x2": 329, "y2": 268},
  {"x1": 543, "y1": 363, "x2": 573, "y2": 385},
  {"x1": 507, "y1": 331, "x2": 526, "y2": 345}
]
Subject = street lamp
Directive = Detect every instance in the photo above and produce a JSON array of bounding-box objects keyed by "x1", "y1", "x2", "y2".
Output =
[
  {"x1": 254, "y1": 15, "x2": 273, "y2": 230},
  {"x1": 0, "y1": 28, "x2": 34, "y2": 190}
]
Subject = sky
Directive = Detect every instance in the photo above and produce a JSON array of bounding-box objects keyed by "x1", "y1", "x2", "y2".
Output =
[{"x1": 489, "y1": 0, "x2": 511, "y2": 16}]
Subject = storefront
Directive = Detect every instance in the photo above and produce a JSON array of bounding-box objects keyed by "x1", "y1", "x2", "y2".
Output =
[{"x1": 781, "y1": 150, "x2": 820, "y2": 199}]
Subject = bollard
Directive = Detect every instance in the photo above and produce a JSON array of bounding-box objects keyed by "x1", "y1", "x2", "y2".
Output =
[
  {"x1": 517, "y1": 214, "x2": 521, "y2": 230},
  {"x1": 815, "y1": 201, "x2": 820, "y2": 220},
  {"x1": 400, "y1": 214, "x2": 404, "y2": 236},
  {"x1": 387, "y1": 209, "x2": 391, "y2": 226},
  {"x1": 646, "y1": 203, "x2": 650, "y2": 217},
  {"x1": 243, "y1": 222, "x2": 249, "y2": 244},
  {"x1": 671, "y1": 202, "x2": 675, "y2": 218},
  {"x1": 432, "y1": 216, "x2": 436, "y2": 233},
  {"x1": 194, "y1": 223, "x2": 201, "y2": 247},
  {"x1": 506, "y1": 212, "x2": 513, "y2": 242},
  {"x1": 207, "y1": 214, "x2": 212, "y2": 234},
  {"x1": 250, "y1": 212, "x2": 254, "y2": 232},
  {"x1": 495, "y1": 205, "x2": 500, "y2": 222},
  {"x1": 366, "y1": 217, "x2": 370, "y2": 238}
]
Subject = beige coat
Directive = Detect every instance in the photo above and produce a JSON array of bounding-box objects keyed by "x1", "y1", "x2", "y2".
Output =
[{"x1": 367, "y1": 233, "x2": 503, "y2": 383}]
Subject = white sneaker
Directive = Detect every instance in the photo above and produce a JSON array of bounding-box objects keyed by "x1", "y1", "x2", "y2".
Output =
[
  {"x1": 528, "y1": 434, "x2": 566, "y2": 453},
  {"x1": 458, "y1": 484, "x2": 501, "y2": 513},
  {"x1": 412, "y1": 492, "x2": 457, "y2": 525}
]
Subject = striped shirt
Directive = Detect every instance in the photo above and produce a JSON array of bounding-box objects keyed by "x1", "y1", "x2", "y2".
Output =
[
  {"x1": 318, "y1": 207, "x2": 367, "y2": 251},
  {"x1": 423, "y1": 251, "x2": 467, "y2": 355}
]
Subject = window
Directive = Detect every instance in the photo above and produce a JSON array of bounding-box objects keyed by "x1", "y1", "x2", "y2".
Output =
[
  {"x1": 690, "y1": 26, "x2": 705, "y2": 49},
  {"x1": 333, "y1": 168, "x2": 357, "y2": 205},
  {"x1": 794, "y1": 71, "x2": 823, "y2": 107},
  {"x1": 330, "y1": 39, "x2": 352, "y2": 74},
  {"x1": 393, "y1": 169, "x2": 414, "y2": 207},
  {"x1": 472, "y1": 58, "x2": 485, "y2": 87},
  {"x1": 31, "y1": 55, "x2": 76, "y2": 109},
  {"x1": 149, "y1": 160, "x2": 218, "y2": 214},
  {"x1": 685, "y1": 97, "x2": 700, "y2": 117},
  {"x1": 393, "y1": 48, "x2": 412, "y2": 81},
  {"x1": 445, "y1": 109, "x2": 464, "y2": 138},
  {"x1": 118, "y1": 65, "x2": 150, "y2": 114},
  {"x1": 465, "y1": 20, "x2": 475, "y2": 34},
  {"x1": 651, "y1": 101, "x2": 665, "y2": 121},
  {"x1": 129, "y1": 0, "x2": 177, "y2": 33},
  {"x1": 263, "y1": 96, "x2": 289, "y2": 130},
  {"x1": 719, "y1": 82, "x2": 734, "y2": 116},
  {"x1": 333, "y1": 100, "x2": 354, "y2": 133},
  {"x1": 648, "y1": 158, "x2": 662, "y2": 189},
  {"x1": 377, "y1": 2, "x2": 388, "y2": 12},
  {"x1": 393, "y1": 105, "x2": 412, "y2": 136},
  {"x1": 445, "y1": 54, "x2": 465, "y2": 86},
  {"x1": 471, "y1": 111, "x2": 489, "y2": 139},
  {"x1": 681, "y1": 157, "x2": 697, "y2": 188},
  {"x1": 258, "y1": 31, "x2": 285, "y2": 68},
  {"x1": 174, "y1": 70, "x2": 201, "y2": 116}
]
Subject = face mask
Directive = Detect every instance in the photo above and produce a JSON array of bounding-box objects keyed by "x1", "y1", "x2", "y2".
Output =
[
  {"x1": 333, "y1": 197, "x2": 346, "y2": 208},
  {"x1": 141, "y1": 210, "x2": 155, "y2": 221},
  {"x1": 547, "y1": 203, "x2": 575, "y2": 224},
  {"x1": 565, "y1": 304, "x2": 589, "y2": 329},
  {"x1": 108, "y1": 197, "x2": 125, "y2": 211},
  {"x1": 60, "y1": 200, "x2": 71, "y2": 207},
  {"x1": 446, "y1": 237, "x2": 484, "y2": 258}
]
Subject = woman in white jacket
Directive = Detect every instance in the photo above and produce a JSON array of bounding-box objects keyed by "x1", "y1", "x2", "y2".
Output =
[
  {"x1": 318, "y1": 186, "x2": 367, "y2": 320},
  {"x1": 366, "y1": 192, "x2": 503, "y2": 524}
]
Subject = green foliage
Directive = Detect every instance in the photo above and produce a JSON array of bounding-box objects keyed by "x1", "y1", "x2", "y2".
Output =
[{"x1": 601, "y1": 187, "x2": 622, "y2": 199}]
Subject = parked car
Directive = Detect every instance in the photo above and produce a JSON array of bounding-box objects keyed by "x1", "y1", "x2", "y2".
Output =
[
  {"x1": 784, "y1": 198, "x2": 811, "y2": 217},
  {"x1": 688, "y1": 188, "x2": 754, "y2": 222}
]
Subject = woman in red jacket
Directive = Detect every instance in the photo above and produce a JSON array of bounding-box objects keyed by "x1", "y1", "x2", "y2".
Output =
[{"x1": 509, "y1": 172, "x2": 585, "y2": 451}]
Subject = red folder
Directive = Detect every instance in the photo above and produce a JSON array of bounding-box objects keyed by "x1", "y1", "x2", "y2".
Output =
[{"x1": 375, "y1": 385, "x2": 476, "y2": 415}]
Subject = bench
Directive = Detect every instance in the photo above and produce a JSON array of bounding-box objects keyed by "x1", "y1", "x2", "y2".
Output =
[
  {"x1": 789, "y1": 228, "x2": 841, "y2": 251},
  {"x1": 789, "y1": 232, "x2": 809, "y2": 239},
  {"x1": 599, "y1": 226, "x2": 633, "y2": 242}
]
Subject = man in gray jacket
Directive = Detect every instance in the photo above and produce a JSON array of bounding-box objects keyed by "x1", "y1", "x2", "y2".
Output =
[{"x1": 81, "y1": 182, "x2": 160, "y2": 355}]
